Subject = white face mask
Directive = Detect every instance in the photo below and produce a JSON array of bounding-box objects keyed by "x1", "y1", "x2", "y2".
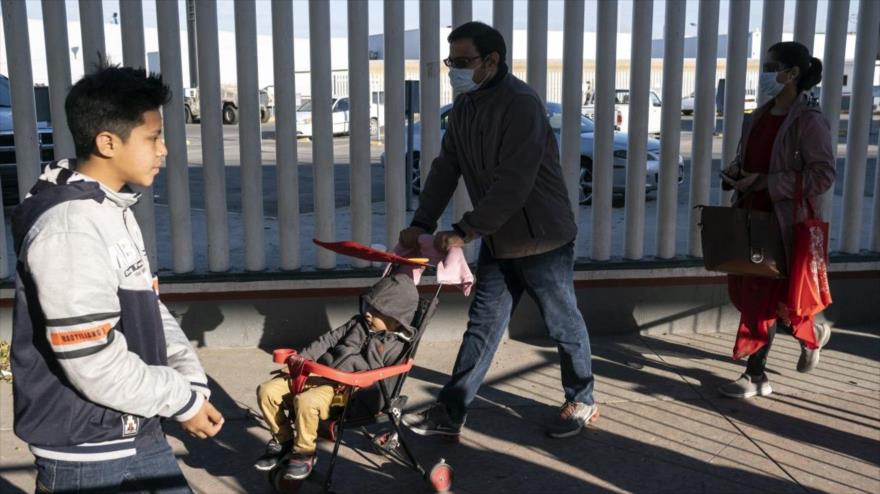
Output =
[
  {"x1": 759, "y1": 71, "x2": 786, "y2": 99},
  {"x1": 449, "y1": 67, "x2": 479, "y2": 97}
]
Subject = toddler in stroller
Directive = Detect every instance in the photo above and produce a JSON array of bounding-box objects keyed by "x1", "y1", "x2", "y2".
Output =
[
  {"x1": 254, "y1": 273, "x2": 420, "y2": 481},
  {"x1": 256, "y1": 239, "x2": 463, "y2": 493}
]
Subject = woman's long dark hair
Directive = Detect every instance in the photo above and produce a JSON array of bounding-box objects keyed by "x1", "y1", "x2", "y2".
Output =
[{"x1": 769, "y1": 41, "x2": 823, "y2": 92}]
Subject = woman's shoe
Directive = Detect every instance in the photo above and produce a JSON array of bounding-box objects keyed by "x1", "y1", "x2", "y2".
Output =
[
  {"x1": 718, "y1": 373, "x2": 773, "y2": 399},
  {"x1": 797, "y1": 323, "x2": 831, "y2": 373}
]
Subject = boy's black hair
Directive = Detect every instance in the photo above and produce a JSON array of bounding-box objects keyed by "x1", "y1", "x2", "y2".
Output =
[
  {"x1": 65, "y1": 60, "x2": 171, "y2": 159},
  {"x1": 448, "y1": 21, "x2": 507, "y2": 64}
]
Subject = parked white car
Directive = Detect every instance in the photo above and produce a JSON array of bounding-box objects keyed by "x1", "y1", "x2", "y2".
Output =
[
  {"x1": 296, "y1": 97, "x2": 350, "y2": 138},
  {"x1": 296, "y1": 96, "x2": 385, "y2": 139},
  {"x1": 584, "y1": 89, "x2": 663, "y2": 135},
  {"x1": 681, "y1": 93, "x2": 695, "y2": 116},
  {"x1": 684, "y1": 91, "x2": 756, "y2": 115}
]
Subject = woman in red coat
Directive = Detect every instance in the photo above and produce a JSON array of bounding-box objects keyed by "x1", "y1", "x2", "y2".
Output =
[{"x1": 719, "y1": 41, "x2": 836, "y2": 399}]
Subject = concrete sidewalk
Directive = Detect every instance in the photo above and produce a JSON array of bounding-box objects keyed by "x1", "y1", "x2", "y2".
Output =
[{"x1": 2, "y1": 327, "x2": 878, "y2": 493}]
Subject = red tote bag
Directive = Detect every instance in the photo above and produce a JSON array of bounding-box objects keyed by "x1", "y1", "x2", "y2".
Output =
[{"x1": 786, "y1": 175, "x2": 832, "y2": 318}]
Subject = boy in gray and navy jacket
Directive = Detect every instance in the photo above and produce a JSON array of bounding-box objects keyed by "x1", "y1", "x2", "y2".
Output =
[{"x1": 11, "y1": 64, "x2": 223, "y2": 493}]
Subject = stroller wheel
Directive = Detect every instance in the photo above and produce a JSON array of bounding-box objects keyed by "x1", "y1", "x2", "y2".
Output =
[
  {"x1": 428, "y1": 459, "x2": 454, "y2": 493},
  {"x1": 371, "y1": 431, "x2": 400, "y2": 454},
  {"x1": 270, "y1": 467, "x2": 303, "y2": 493}
]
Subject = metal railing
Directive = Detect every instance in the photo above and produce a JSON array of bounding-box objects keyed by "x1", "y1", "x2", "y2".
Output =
[{"x1": 1, "y1": 0, "x2": 878, "y2": 280}]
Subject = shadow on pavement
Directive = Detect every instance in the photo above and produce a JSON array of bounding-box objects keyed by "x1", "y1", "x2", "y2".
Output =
[{"x1": 164, "y1": 376, "x2": 271, "y2": 493}]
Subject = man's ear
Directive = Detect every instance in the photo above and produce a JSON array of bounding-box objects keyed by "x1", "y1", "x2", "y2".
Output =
[
  {"x1": 488, "y1": 52, "x2": 501, "y2": 70},
  {"x1": 93, "y1": 131, "x2": 118, "y2": 158}
]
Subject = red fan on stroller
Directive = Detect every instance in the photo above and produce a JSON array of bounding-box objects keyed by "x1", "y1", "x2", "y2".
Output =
[{"x1": 267, "y1": 239, "x2": 455, "y2": 493}]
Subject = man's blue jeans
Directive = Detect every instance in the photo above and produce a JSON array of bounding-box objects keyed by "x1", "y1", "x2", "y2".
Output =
[
  {"x1": 437, "y1": 241, "x2": 595, "y2": 423},
  {"x1": 34, "y1": 432, "x2": 191, "y2": 493}
]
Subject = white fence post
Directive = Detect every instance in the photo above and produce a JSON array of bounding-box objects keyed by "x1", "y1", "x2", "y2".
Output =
[
  {"x1": 419, "y1": 0, "x2": 441, "y2": 229},
  {"x1": 687, "y1": 0, "x2": 720, "y2": 257},
  {"x1": 591, "y1": 0, "x2": 617, "y2": 261},
  {"x1": 41, "y1": 0, "x2": 75, "y2": 159},
  {"x1": 0, "y1": 0, "x2": 41, "y2": 277},
  {"x1": 756, "y1": 0, "x2": 785, "y2": 107},
  {"x1": 838, "y1": 0, "x2": 880, "y2": 253},
  {"x1": 78, "y1": 0, "x2": 106, "y2": 74},
  {"x1": 2, "y1": 0, "x2": 40, "y2": 201},
  {"x1": 527, "y1": 0, "x2": 548, "y2": 103},
  {"x1": 349, "y1": 0, "x2": 370, "y2": 267},
  {"x1": 156, "y1": 0, "x2": 194, "y2": 273},
  {"x1": 493, "y1": 0, "x2": 513, "y2": 67},
  {"x1": 623, "y1": 0, "x2": 653, "y2": 260},
  {"x1": 272, "y1": 0, "x2": 300, "y2": 270},
  {"x1": 234, "y1": 0, "x2": 266, "y2": 271},
  {"x1": 818, "y1": 0, "x2": 850, "y2": 222},
  {"x1": 719, "y1": 0, "x2": 750, "y2": 207},
  {"x1": 655, "y1": 0, "x2": 685, "y2": 259},
  {"x1": 384, "y1": 0, "x2": 406, "y2": 252},
  {"x1": 561, "y1": 0, "x2": 585, "y2": 226},
  {"x1": 310, "y1": 0, "x2": 336, "y2": 268},
  {"x1": 793, "y1": 0, "x2": 818, "y2": 51},
  {"x1": 197, "y1": 0, "x2": 231, "y2": 272}
]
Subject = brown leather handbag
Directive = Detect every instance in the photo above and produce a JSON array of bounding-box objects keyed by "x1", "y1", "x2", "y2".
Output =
[{"x1": 698, "y1": 200, "x2": 787, "y2": 279}]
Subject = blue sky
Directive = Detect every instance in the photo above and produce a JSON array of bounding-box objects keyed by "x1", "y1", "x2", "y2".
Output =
[{"x1": 21, "y1": 0, "x2": 858, "y2": 39}]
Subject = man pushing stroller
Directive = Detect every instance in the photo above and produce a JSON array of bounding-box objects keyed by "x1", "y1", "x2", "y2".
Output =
[{"x1": 254, "y1": 274, "x2": 420, "y2": 480}]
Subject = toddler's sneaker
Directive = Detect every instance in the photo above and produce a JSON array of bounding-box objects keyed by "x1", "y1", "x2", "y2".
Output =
[
  {"x1": 282, "y1": 452, "x2": 317, "y2": 480},
  {"x1": 253, "y1": 439, "x2": 291, "y2": 471}
]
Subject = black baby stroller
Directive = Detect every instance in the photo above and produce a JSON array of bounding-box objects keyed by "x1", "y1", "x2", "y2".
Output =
[{"x1": 268, "y1": 239, "x2": 455, "y2": 493}]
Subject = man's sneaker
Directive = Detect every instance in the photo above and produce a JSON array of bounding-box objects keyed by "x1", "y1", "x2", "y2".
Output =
[
  {"x1": 282, "y1": 453, "x2": 317, "y2": 480},
  {"x1": 797, "y1": 323, "x2": 831, "y2": 373},
  {"x1": 718, "y1": 373, "x2": 773, "y2": 399},
  {"x1": 401, "y1": 403, "x2": 463, "y2": 437},
  {"x1": 253, "y1": 439, "x2": 291, "y2": 471},
  {"x1": 546, "y1": 401, "x2": 599, "y2": 439}
]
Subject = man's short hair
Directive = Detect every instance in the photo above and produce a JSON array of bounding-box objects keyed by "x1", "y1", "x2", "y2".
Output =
[
  {"x1": 448, "y1": 21, "x2": 507, "y2": 64},
  {"x1": 65, "y1": 62, "x2": 171, "y2": 159}
]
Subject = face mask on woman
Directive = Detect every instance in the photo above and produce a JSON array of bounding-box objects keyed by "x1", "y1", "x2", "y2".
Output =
[{"x1": 759, "y1": 72, "x2": 786, "y2": 99}]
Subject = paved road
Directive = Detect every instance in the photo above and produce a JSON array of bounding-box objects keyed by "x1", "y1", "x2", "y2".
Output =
[{"x1": 183, "y1": 123, "x2": 384, "y2": 168}]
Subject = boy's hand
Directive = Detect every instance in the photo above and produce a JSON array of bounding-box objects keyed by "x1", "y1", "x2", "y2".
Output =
[{"x1": 181, "y1": 400, "x2": 224, "y2": 439}]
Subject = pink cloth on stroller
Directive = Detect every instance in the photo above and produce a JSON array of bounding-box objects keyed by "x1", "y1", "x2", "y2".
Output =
[{"x1": 387, "y1": 234, "x2": 474, "y2": 296}]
